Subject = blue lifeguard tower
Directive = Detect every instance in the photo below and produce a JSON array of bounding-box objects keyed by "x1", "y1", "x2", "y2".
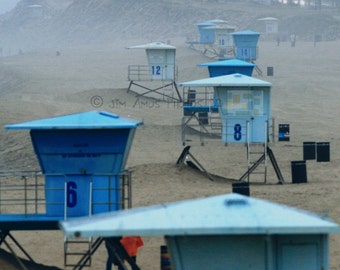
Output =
[
  {"x1": 61, "y1": 193, "x2": 339, "y2": 270},
  {"x1": 232, "y1": 30, "x2": 260, "y2": 62},
  {"x1": 126, "y1": 42, "x2": 182, "y2": 101},
  {"x1": 186, "y1": 20, "x2": 236, "y2": 59},
  {"x1": 195, "y1": 21, "x2": 217, "y2": 44},
  {"x1": 181, "y1": 59, "x2": 256, "y2": 146},
  {"x1": 204, "y1": 23, "x2": 236, "y2": 59},
  {"x1": 181, "y1": 74, "x2": 283, "y2": 183},
  {"x1": 2, "y1": 110, "x2": 142, "y2": 268}
]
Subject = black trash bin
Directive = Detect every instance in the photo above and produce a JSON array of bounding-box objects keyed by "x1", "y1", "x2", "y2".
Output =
[
  {"x1": 291, "y1": 160, "x2": 307, "y2": 183},
  {"x1": 267, "y1": 66, "x2": 274, "y2": 76},
  {"x1": 316, "y1": 142, "x2": 330, "y2": 162},
  {"x1": 232, "y1": 182, "x2": 250, "y2": 196},
  {"x1": 303, "y1": 141, "x2": 316, "y2": 160}
]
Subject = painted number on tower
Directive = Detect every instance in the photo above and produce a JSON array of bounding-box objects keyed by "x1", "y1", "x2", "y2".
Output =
[
  {"x1": 152, "y1": 65, "x2": 161, "y2": 75},
  {"x1": 66, "y1": 181, "x2": 77, "y2": 208},
  {"x1": 234, "y1": 124, "x2": 242, "y2": 141}
]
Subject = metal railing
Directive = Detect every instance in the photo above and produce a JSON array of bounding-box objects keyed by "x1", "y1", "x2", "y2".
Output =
[
  {"x1": 0, "y1": 170, "x2": 132, "y2": 218},
  {"x1": 0, "y1": 170, "x2": 44, "y2": 215},
  {"x1": 127, "y1": 65, "x2": 178, "y2": 82}
]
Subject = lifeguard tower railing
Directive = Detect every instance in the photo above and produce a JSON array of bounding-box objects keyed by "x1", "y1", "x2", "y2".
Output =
[
  {"x1": 181, "y1": 87, "x2": 221, "y2": 146},
  {"x1": 0, "y1": 170, "x2": 131, "y2": 216},
  {"x1": 127, "y1": 65, "x2": 181, "y2": 101},
  {"x1": 234, "y1": 46, "x2": 259, "y2": 62},
  {"x1": 128, "y1": 65, "x2": 178, "y2": 82},
  {"x1": 0, "y1": 169, "x2": 132, "y2": 269},
  {"x1": 186, "y1": 35, "x2": 235, "y2": 59}
]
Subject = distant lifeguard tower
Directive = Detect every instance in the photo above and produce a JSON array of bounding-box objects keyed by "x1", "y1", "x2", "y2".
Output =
[
  {"x1": 205, "y1": 23, "x2": 236, "y2": 59},
  {"x1": 2, "y1": 111, "x2": 142, "y2": 268},
  {"x1": 126, "y1": 42, "x2": 182, "y2": 101},
  {"x1": 257, "y1": 17, "x2": 279, "y2": 40},
  {"x1": 186, "y1": 20, "x2": 236, "y2": 59},
  {"x1": 61, "y1": 193, "x2": 339, "y2": 270},
  {"x1": 232, "y1": 30, "x2": 260, "y2": 61},
  {"x1": 231, "y1": 29, "x2": 262, "y2": 75},
  {"x1": 181, "y1": 74, "x2": 283, "y2": 183}
]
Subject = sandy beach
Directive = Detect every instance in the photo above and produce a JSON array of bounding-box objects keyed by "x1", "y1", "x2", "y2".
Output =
[{"x1": 0, "y1": 33, "x2": 339, "y2": 270}]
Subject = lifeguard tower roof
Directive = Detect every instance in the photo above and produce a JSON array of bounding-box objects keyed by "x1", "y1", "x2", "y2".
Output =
[
  {"x1": 207, "y1": 19, "x2": 228, "y2": 24},
  {"x1": 198, "y1": 60, "x2": 255, "y2": 77},
  {"x1": 180, "y1": 73, "x2": 271, "y2": 88},
  {"x1": 126, "y1": 42, "x2": 175, "y2": 50},
  {"x1": 257, "y1": 17, "x2": 278, "y2": 21},
  {"x1": 5, "y1": 111, "x2": 143, "y2": 130},
  {"x1": 204, "y1": 24, "x2": 236, "y2": 30},
  {"x1": 232, "y1": 29, "x2": 260, "y2": 35},
  {"x1": 195, "y1": 21, "x2": 216, "y2": 27},
  {"x1": 60, "y1": 193, "x2": 339, "y2": 238},
  {"x1": 199, "y1": 59, "x2": 255, "y2": 68}
]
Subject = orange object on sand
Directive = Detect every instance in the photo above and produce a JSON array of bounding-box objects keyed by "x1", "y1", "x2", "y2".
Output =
[{"x1": 120, "y1": 236, "x2": 144, "y2": 257}]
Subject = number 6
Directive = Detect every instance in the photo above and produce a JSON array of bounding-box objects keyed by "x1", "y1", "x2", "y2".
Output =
[{"x1": 66, "y1": 181, "x2": 77, "y2": 208}]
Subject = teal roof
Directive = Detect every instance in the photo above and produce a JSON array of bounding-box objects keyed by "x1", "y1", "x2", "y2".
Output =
[
  {"x1": 196, "y1": 21, "x2": 216, "y2": 26},
  {"x1": 180, "y1": 73, "x2": 271, "y2": 88},
  {"x1": 60, "y1": 193, "x2": 339, "y2": 238},
  {"x1": 199, "y1": 59, "x2": 255, "y2": 67},
  {"x1": 232, "y1": 30, "x2": 260, "y2": 35},
  {"x1": 5, "y1": 111, "x2": 143, "y2": 130}
]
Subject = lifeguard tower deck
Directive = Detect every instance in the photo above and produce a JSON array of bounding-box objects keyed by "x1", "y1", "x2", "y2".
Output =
[{"x1": 1, "y1": 111, "x2": 142, "y2": 269}]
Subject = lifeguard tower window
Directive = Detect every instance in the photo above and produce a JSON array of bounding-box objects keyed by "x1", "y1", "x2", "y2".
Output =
[{"x1": 220, "y1": 89, "x2": 265, "y2": 116}]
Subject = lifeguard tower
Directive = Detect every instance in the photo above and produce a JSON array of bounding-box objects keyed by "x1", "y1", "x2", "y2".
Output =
[
  {"x1": 181, "y1": 74, "x2": 283, "y2": 184},
  {"x1": 232, "y1": 29, "x2": 262, "y2": 75},
  {"x1": 181, "y1": 59, "x2": 255, "y2": 146},
  {"x1": 61, "y1": 193, "x2": 339, "y2": 270},
  {"x1": 257, "y1": 17, "x2": 279, "y2": 40},
  {"x1": 232, "y1": 30, "x2": 260, "y2": 62},
  {"x1": 126, "y1": 42, "x2": 182, "y2": 101},
  {"x1": 189, "y1": 21, "x2": 216, "y2": 45},
  {"x1": 204, "y1": 23, "x2": 236, "y2": 59},
  {"x1": 2, "y1": 110, "x2": 142, "y2": 268},
  {"x1": 186, "y1": 20, "x2": 236, "y2": 59}
]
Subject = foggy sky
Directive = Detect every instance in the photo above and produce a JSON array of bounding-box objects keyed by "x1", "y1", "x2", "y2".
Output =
[{"x1": 0, "y1": 0, "x2": 20, "y2": 15}]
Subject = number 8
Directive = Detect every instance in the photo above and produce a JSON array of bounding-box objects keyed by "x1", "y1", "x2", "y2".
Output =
[{"x1": 234, "y1": 124, "x2": 242, "y2": 141}]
